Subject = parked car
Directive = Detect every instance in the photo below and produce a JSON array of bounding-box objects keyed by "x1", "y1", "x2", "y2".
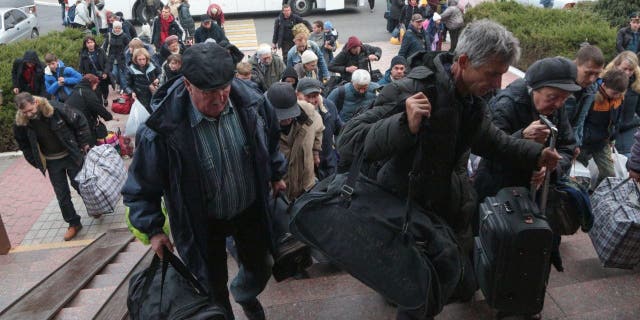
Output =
[
  {"x1": 515, "y1": 0, "x2": 590, "y2": 9},
  {"x1": 0, "y1": 6, "x2": 38, "y2": 45}
]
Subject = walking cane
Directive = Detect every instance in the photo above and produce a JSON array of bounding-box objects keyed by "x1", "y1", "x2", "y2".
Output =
[{"x1": 538, "y1": 114, "x2": 558, "y2": 215}]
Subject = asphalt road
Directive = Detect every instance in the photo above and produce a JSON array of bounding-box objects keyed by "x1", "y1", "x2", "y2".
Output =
[{"x1": 34, "y1": 0, "x2": 391, "y2": 44}]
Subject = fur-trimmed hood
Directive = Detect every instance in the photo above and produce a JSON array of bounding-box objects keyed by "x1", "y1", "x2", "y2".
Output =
[{"x1": 15, "y1": 97, "x2": 54, "y2": 126}]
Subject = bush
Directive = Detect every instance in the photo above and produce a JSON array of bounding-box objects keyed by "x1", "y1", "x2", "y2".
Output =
[
  {"x1": 594, "y1": 0, "x2": 640, "y2": 28},
  {"x1": 465, "y1": 1, "x2": 617, "y2": 70},
  {"x1": 0, "y1": 28, "x2": 102, "y2": 152}
]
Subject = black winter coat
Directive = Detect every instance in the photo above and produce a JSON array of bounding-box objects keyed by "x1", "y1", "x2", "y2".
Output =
[
  {"x1": 328, "y1": 44, "x2": 382, "y2": 82},
  {"x1": 65, "y1": 79, "x2": 113, "y2": 144},
  {"x1": 178, "y1": 3, "x2": 195, "y2": 36},
  {"x1": 398, "y1": 25, "x2": 427, "y2": 59},
  {"x1": 122, "y1": 77, "x2": 287, "y2": 292},
  {"x1": 102, "y1": 32, "x2": 131, "y2": 69},
  {"x1": 13, "y1": 98, "x2": 91, "y2": 175},
  {"x1": 193, "y1": 23, "x2": 227, "y2": 44},
  {"x1": 473, "y1": 78, "x2": 576, "y2": 201},
  {"x1": 127, "y1": 62, "x2": 161, "y2": 112},
  {"x1": 11, "y1": 50, "x2": 46, "y2": 96},
  {"x1": 390, "y1": 0, "x2": 405, "y2": 20},
  {"x1": 78, "y1": 48, "x2": 110, "y2": 76},
  {"x1": 337, "y1": 54, "x2": 543, "y2": 235},
  {"x1": 271, "y1": 13, "x2": 310, "y2": 46}
]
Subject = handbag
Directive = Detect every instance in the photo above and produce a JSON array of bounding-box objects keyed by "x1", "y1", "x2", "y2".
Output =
[
  {"x1": 289, "y1": 142, "x2": 465, "y2": 315},
  {"x1": 368, "y1": 61, "x2": 383, "y2": 82},
  {"x1": 127, "y1": 248, "x2": 228, "y2": 320}
]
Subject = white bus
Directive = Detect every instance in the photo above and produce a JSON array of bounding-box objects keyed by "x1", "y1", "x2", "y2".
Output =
[{"x1": 108, "y1": 0, "x2": 364, "y2": 24}]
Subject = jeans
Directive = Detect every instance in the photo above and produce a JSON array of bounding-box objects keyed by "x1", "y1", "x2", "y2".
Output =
[
  {"x1": 111, "y1": 63, "x2": 128, "y2": 91},
  {"x1": 204, "y1": 202, "x2": 272, "y2": 319},
  {"x1": 47, "y1": 156, "x2": 82, "y2": 227},
  {"x1": 578, "y1": 144, "x2": 616, "y2": 186}
]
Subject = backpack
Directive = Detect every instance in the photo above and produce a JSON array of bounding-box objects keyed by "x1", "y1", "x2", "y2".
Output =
[{"x1": 67, "y1": 4, "x2": 76, "y2": 24}]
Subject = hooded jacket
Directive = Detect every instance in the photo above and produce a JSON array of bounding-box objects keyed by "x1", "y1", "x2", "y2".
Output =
[
  {"x1": 12, "y1": 50, "x2": 46, "y2": 96},
  {"x1": 44, "y1": 60, "x2": 83, "y2": 102},
  {"x1": 474, "y1": 78, "x2": 576, "y2": 201},
  {"x1": 250, "y1": 53, "x2": 285, "y2": 92},
  {"x1": 13, "y1": 97, "x2": 91, "y2": 174},
  {"x1": 122, "y1": 77, "x2": 286, "y2": 290},
  {"x1": 336, "y1": 53, "x2": 543, "y2": 235},
  {"x1": 280, "y1": 100, "x2": 325, "y2": 199},
  {"x1": 329, "y1": 43, "x2": 382, "y2": 82},
  {"x1": 65, "y1": 79, "x2": 113, "y2": 144}
]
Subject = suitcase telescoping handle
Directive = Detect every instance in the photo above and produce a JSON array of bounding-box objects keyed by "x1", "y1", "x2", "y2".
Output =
[{"x1": 529, "y1": 114, "x2": 558, "y2": 215}]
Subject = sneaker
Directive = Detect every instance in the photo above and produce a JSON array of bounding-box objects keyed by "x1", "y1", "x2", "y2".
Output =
[
  {"x1": 239, "y1": 298, "x2": 265, "y2": 320},
  {"x1": 63, "y1": 225, "x2": 83, "y2": 241}
]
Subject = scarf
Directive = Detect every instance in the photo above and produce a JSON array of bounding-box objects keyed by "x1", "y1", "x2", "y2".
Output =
[
  {"x1": 22, "y1": 64, "x2": 36, "y2": 91},
  {"x1": 160, "y1": 15, "x2": 174, "y2": 46}
]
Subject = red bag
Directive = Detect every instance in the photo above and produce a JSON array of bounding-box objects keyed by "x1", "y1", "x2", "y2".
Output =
[
  {"x1": 112, "y1": 94, "x2": 134, "y2": 114},
  {"x1": 116, "y1": 128, "x2": 134, "y2": 158}
]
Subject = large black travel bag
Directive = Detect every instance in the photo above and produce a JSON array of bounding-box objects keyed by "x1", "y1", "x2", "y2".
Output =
[
  {"x1": 289, "y1": 150, "x2": 467, "y2": 316},
  {"x1": 474, "y1": 187, "x2": 552, "y2": 315}
]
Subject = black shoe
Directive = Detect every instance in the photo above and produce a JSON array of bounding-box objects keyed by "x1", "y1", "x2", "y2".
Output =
[
  {"x1": 550, "y1": 251, "x2": 564, "y2": 272},
  {"x1": 239, "y1": 299, "x2": 265, "y2": 320},
  {"x1": 272, "y1": 234, "x2": 312, "y2": 282}
]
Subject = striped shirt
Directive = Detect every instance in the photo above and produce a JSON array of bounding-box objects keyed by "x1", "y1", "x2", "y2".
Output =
[{"x1": 189, "y1": 98, "x2": 256, "y2": 219}]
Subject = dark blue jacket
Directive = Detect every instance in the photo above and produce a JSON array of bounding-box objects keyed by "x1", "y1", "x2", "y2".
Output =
[
  {"x1": 565, "y1": 82, "x2": 597, "y2": 146},
  {"x1": 318, "y1": 97, "x2": 344, "y2": 179},
  {"x1": 615, "y1": 80, "x2": 640, "y2": 154},
  {"x1": 398, "y1": 24, "x2": 426, "y2": 59},
  {"x1": 122, "y1": 77, "x2": 286, "y2": 287},
  {"x1": 582, "y1": 82, "x2": 624, "y2": 149}
]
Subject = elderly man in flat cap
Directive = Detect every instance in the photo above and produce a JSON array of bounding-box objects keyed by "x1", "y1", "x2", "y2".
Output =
[{"x1": 123, "y1": 42, "x2": 287, "y2": 320}]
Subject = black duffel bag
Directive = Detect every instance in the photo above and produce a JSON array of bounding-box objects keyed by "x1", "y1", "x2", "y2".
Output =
[
  {"x1": 289, "y1": 149, "x2": 465, "y2": 316},
  {"x1": 127, "y1": 248, "x2": 228, "y2": 320}
]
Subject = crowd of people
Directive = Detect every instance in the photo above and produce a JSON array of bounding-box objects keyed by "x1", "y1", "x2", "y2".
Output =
[{"x1": 9, "y1": 1, "x2": 640, "y2": 320}]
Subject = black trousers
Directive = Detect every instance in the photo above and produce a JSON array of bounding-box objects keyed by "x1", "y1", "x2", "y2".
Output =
[
  {"x1": 281, "y1": 40, "x2": 294, "y2": 65},
  {"x1": 369, "y1": 0, "x2": 375, "y2": 9},
  {"x1": 204, "y1": 203, "x2": 272, "y2": 319},
  {"x1": 47, "y1": 156, "x2": 82, "y2": 227}
]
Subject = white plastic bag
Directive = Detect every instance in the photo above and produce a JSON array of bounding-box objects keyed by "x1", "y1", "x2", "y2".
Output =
[
  {"x1": 125, "y1": 99, "x2": 150, "y2": 137},
  {"x1": 612, "y1": 147, "x2": 629, "y2": 179}
]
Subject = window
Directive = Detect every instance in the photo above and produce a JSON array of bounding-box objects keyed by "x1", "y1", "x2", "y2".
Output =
[{"x1": 12, "y1": 10, "x2": 27, "y2": 24}]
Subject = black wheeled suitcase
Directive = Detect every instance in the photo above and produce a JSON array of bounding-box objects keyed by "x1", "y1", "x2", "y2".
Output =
[{"x1": 474, "y1": 187, "x2": 552, "y2": 315}]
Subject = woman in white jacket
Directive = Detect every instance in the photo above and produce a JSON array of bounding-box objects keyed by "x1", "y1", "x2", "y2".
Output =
[{"x1": 72, "y1": 0, "x2": 93, "y2": 30}]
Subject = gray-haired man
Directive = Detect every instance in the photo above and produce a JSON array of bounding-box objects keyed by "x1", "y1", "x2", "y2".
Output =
[{"x1": 337, "y1": 19, "x2": 562, "y2": 319}]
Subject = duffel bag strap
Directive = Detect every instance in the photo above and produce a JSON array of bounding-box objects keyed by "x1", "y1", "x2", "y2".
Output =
[
  {"x1": 341, "y1": 145, "x2": 366, "y2": 199},
  {"x1": 162, "y1": 247, "x2": 209, "y2": 296}
]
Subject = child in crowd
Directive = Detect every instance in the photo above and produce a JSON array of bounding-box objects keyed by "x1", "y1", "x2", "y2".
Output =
[
  {"x1": 309, "y1": 20, "x2": 325, "y2": 46},
  {"x1": 160, "y1": 53, "x2": 182, "y2": 86},
  {"x1": 322, "y1": 21, "x2": 338, "y2": 63}
]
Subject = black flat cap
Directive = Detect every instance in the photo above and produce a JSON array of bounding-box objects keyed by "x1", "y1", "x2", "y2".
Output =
[
  {"x1": 182, "y1": 43, "x2": 234, "y2": 90},
  {"x1": 296, "y1": 78, "x2": 323, "y2": 95},
  {"x1": 525, "y1": 57, "x2": 581, "y2": 92},
  {"x1": 267, "y1": 82, "x2": 301, "y2": 120}
]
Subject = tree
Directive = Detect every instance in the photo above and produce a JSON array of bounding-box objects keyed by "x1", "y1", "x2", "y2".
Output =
[{"x1": 594, "y1": 0, "x2": 640, "y2": 28}]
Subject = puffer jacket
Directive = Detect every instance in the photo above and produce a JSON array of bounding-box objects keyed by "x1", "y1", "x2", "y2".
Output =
[
  {"x1": 122, "y1": 77, "x2": 286, "y2": 291},
  {"x1": 13, "y1": 97, "x2": 91, "y2": 174},
  {"x1": 329, "y1": 44, "x2": 382, "y2": 82},
  {"x1": 44, "y1": 60, "x2": 83, "y2": 102},
  {"x1": 65, "y1": 79, "x2": 113, "y2": 144},
  {"x1": 336, "y1": 53, "x2": 543, "y2": 235},
  {"x1": 178, "y1": 3, "x2": 195, "y2": 36},
  {"x1": 11, "y1": 50, "x2": 46, "y2": 96},
  {"x1": 474, "y1": 78, "x2": 576, "y2": 201},
  {"x1": 280, "y1": 100, "x2": 324, "y2": 199},
  {"x1": 126, "y1": 62, "x2": 161, "y2": 112},
  {"x1": 250, "y1": 53, "x2": 286, "y2": 92}
]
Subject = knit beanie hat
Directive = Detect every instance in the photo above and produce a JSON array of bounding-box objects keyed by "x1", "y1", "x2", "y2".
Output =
[
  {"x1": 390, "y1": 56, "x2": 407, "y2": 69},
  {"x1": 345, "y1": 36, "x2": 362, "y2": 51},
  {"x1": 324, "y1": 21, "x2": 333, "y2": 30},
  {"x1": 301, "y1": 50, "x2": 318, "y2": 64}
]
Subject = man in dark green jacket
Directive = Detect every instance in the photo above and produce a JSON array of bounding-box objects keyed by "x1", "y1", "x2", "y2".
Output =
[{"x1": 337, "y1": 20, "x2": 561, "y2": 319}]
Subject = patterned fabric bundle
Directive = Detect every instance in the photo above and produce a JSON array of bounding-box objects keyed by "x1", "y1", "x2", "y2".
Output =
[
  {"x1": 589, "y1": 177, "x2": 640, "y2": 269},
  {"x1": 75, "y1": 145, "x2": 127, "y2": 217}
]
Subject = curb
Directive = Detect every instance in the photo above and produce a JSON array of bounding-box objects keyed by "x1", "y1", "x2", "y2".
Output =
[{"x1": 0, "y1": 151, "x2": 23, "y2": 160}]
